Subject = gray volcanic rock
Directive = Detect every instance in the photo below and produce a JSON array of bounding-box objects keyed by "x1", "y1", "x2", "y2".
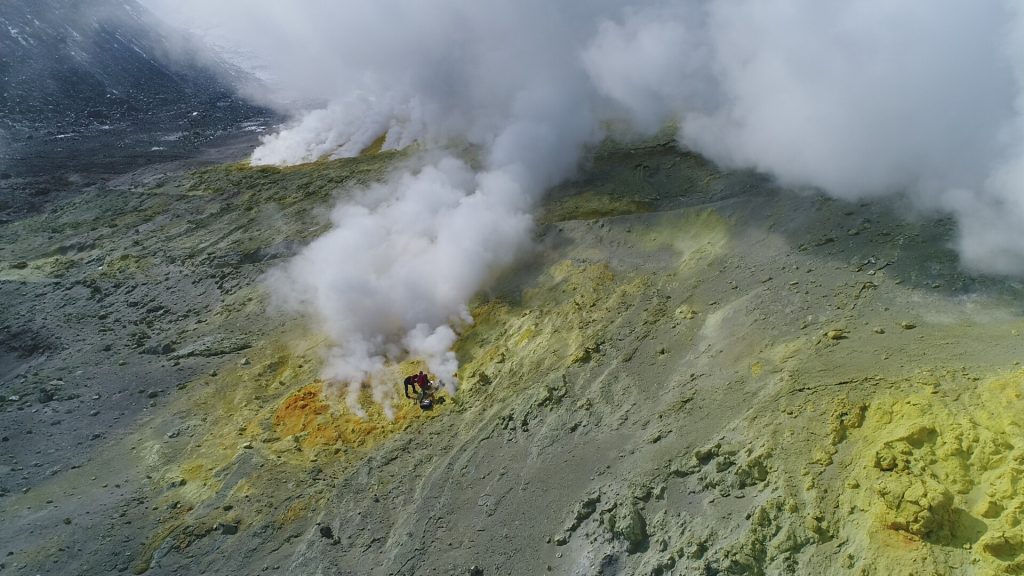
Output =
[
  {"x1": 0, "y1": 0, "x2": 272, "y2": 219},
  {"x1": 0, "y1": 0, "x2": 257, "y2": 136},
  {"x1": 170, "y1": 335, "x2": 253, "y2": 359}
]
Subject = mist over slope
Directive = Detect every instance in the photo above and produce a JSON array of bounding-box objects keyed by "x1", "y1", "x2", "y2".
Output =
[
  {"x1": 0, "y1": 0, "x2": 268, "y2": 182},
  {"x1": 149, "y1": 1, "x2": 1024, "y2": 270},
  {"x1": 0, "y1": 0, "x2": 249, "y2": 130},
  {"x1": 144, "y1": 0, "x2": 1024, "y2": 413}
]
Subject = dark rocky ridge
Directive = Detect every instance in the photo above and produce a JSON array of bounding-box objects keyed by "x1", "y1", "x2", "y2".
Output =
[{"x1": 0, "y1": 0, "x2": 273, "y2": 218}]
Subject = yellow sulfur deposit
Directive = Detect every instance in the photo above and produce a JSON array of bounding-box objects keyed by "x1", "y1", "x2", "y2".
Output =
[{"x1": 821, "y1": 370, "x2": 1024, "y2": 574}]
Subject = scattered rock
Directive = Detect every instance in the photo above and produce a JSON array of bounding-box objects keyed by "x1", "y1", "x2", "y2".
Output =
[
  {"x1": 873, "y1": 327, "x2": 885, "y2": 334},
  {"x1": 825, "y1": 329, "x2": 846, "y2": 341},
  {"x1": 607, "y1": 502, "x2": 648, "y2": 553},
  {"x1": 675, "y1": 305, "x2": 698, "y2": 320},
  {"x1": 141, "y1": 342, "x2": 175, "y2": 355},
  {"x1": 874, "y1": 447, "x2": 900, "y2": 472},
  {"x1": 804, "y1": 516, "x2": 832, "y2": 543},
  {"x1": 36, "y1": 389, "x2": 54, "y2": 404},
  {"x1": 734, "y1": 454, "x2": 770, "y2": 487},
  {"x1": 900, "y1": 321, "x2": 917, "y2": 330},
  {"x1": 693, "y1": 444, "x2": 719, "y2": 465},
  {"x1": 976, "y1": 498, "x2": 1004, "y2": 519},
  {"x1": 219, "y1": 523, "x2": 238, "y2": 535},
  {"x1": 980, "y1": 531, "x2": 1023, "y2": 560},
  {"x1": 170, "y1": 335, "x2": 253, "y2": 359},
  {"x1": 468, "y1": 566, "x2": 483, "y2": 576},
  {"x1": 556, "y1": 492, "x2": 601, "y2": 545},
  {"x1": 669, "y1": 458, "x2": 700, "y2": 478},
  {"x1": 318, "y1": 525, "x2": 334, "y2": 539},
  {"x1": 875, "y1": 474, "x2": 954, "y2": 538}
]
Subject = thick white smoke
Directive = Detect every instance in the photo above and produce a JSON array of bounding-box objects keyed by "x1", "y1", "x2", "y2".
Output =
[
  {"x1": 264, "y1": 156, "x2": 542, "y2": 416},
  {"x1": 145, "y1": 1, "x2": 1024, "y2": 411},
  {"x1": 158, "y1": 0, "x2": 612, "y2": 414},
  {"x1": 583, "y1": 1, "x2": 1024, "y2": 273}
]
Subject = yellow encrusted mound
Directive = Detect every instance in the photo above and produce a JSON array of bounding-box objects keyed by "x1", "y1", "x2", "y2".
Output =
[{"x1": 832, "y1": 370, "x2": 1024, "y2": 574}]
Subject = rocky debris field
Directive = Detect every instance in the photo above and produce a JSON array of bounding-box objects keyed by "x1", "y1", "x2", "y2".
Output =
[
  {"x1": 2, "y1": 139, "x2": 1024, "y2": 575},
  {"x1": 0, "y1": 0, "x2": 274, "y2": 221}
]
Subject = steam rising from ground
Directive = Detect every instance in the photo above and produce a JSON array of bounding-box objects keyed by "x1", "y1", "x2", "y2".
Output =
[
  {"x1": 264, "y1": 157, "x2": 543, "y2": 416},
  {"x1": 183, "y1": 1, "x2": 609, "y2": 413},
  {"x1": 146, "y1": 0, "x2": 1024, "y2": 410},
  {"x1": 583, "y1": 1, "x2": 1024, "y2": 273}
]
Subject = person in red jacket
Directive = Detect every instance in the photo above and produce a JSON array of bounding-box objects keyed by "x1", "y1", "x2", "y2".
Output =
[
  {"x1": 415, "y1": 371, "x2": 437, "y2": 409},
  {"x1": 415, "y1": 371, "x2": 431, "y2": 391}
]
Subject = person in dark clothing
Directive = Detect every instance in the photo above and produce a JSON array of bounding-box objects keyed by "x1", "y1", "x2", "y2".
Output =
[{"x1": 403, "y1": 374, "x2": 419, "y2": 399}]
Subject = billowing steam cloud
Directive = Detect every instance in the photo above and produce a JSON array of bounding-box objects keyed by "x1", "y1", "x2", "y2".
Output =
[
  {"x1": 145, "y1": 0, "x2": 611, "y2": 413},
  {"x1": 145, "y1": 0, "x2": 1024, "y2": 411},
  {"x1": 263, "y1": 156, "x2": 542, "y2": 416},
  {"x1": 583, "y1": 1, "x2": 1024, "y2": 273}
]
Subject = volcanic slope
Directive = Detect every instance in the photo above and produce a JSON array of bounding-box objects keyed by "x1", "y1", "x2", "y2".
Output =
[{"x1": 3, "y1": 140, "x2": 1024, "y2": 575}]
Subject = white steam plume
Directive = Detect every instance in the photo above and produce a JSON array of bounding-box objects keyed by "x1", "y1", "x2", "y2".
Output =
[
  {"x1": 215, "y1": 1, "x2": 611, "y2": 414},
  {"x1": 145, "y1": 1, "x2": 1024, "y2": 410},
  {"x1": 264, "y1": 156, "x2": 542, "y2": 416},
  {"x1": 582, "y1": 1, "x2": 1024, "y2": 272}
]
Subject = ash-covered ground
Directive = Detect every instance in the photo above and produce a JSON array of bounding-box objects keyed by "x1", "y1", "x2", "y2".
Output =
[
  {"x1": 3, "y1": 138, "x2": 1024, "y2": 575},
  {"x1": 0, "y1": 0, "x2": 272, "y2": 221}
]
